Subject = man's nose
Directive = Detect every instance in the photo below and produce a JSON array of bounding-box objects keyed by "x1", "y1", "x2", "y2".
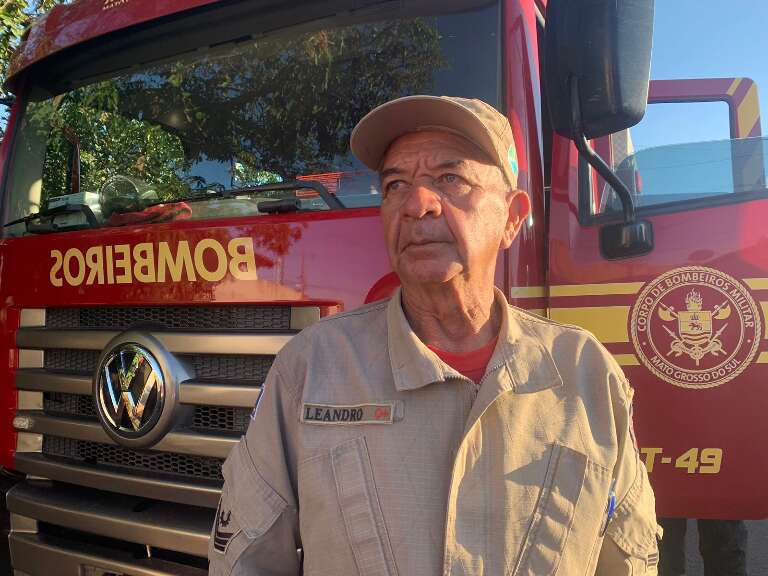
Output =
[{"x1": 402, "y1": 182, "x2": 442, "y2": 219}]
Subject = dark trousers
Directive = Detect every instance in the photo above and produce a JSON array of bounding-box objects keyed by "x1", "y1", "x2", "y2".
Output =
[{"x1": 659, "y1": 518, "x2": 748, "y2": 576}]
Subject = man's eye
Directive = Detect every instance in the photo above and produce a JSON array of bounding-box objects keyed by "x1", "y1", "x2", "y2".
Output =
[
  {"x1": 385, "y1": 180, "x2": 405, "y2": 193},
  {"x1": 439, "y1": 174, "x2": 461, "y2": 185},
  {"x1": 437, "y1": 174, "x2": 471, "y2": 194}
]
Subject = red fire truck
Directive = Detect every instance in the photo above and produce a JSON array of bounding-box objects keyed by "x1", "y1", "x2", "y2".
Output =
[{"x1": 0, "y1": 0, "x2": 766, "y2": 574}]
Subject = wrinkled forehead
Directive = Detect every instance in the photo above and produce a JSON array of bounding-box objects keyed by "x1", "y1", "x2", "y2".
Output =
[{"x1": 379, "y1": 129, "x2": 498, "y2": 174}]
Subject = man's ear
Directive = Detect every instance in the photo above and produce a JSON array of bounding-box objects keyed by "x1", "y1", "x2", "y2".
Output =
[{"x1": 501, "y1": 190, "x2": 531, "y2": 249}]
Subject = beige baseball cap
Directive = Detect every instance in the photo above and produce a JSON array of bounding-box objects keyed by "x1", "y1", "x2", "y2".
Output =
[{"x1": 350, "y1": 95, "x2": 519, "y2": 189}]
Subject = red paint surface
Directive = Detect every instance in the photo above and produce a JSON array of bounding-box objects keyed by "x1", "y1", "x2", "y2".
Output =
[
  {"x1": 5, "y1": 0, "x2": 221, "y2": 89},
  {"x1": 549, "y1": 132, "x2": 768, "y2": 519},
  {"x1": 503, "y1": 0, "x2": 547, "y2": 293},
  {"x1": 2, "y1": 209, "x2": 391, "y2": 309},
  {"x1": 0, "y1": 88, "x2": 26, "y2": 468},
  {"x1": 0, "y1": 283, "x2": 19, "y2": 470},
  {"x1": 649, "y1": 78, "x2": 762, "y2": 139}
]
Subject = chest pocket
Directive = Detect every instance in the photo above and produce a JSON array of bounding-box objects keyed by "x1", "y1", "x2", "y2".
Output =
[
  {"x1": 332, "y1": 436, "x2": 400, "y2": 576},
  {"x1": 513, "y1": 443, "x2": 592, "y2": 576}
]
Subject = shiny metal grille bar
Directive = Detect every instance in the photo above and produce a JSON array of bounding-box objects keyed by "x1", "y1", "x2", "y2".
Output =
[
  {"x1": 10, "y1": 532, "x2": 207, "y2": 576},
  {"x1": 13, "y1": 452, "x2": 220, "y2": 508},
  {"x1": 179, "y1": 381, "x2": 261, "y2": 407},
  {"x1": 17, "y1": 329, "x2": 293, "y2": 355},
  {"x1": 16, "y1": 371, "x2": 261, "y2": 409},
  {"x1": 15, "y1": 411, "x2": 236, "y2": 458},
  {"x1": 15, "y1": 370, "x2": 91, "y2": 395},
  {"x1": 7, "y1": 482, "x2": 213, "y2": 557}
]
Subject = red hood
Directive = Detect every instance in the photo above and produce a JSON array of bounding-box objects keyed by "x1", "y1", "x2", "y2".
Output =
[
  {"x1": 0, "y1": 208, "x2": 394, "y2": 309},
  {"x1": 5, "y1": 0, "x2": 224, "y2": 92}
]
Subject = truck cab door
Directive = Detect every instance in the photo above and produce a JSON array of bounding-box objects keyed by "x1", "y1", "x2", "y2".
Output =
[{"x1": 547, "y1": 75, "x2": 768, "y2": 519}]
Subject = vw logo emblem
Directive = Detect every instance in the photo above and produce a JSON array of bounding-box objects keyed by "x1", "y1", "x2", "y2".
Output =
[{"x1": 97, "y1": 343, "x2": 165, "y2": 438}]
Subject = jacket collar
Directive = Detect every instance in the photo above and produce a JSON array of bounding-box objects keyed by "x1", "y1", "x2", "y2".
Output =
[{"x1": 387, "y1": 287, "x2": 563, "y2": 394}]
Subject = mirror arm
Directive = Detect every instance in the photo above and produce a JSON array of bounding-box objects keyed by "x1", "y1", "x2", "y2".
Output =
[{"x1": 569, "y1": 75, "x2": 636, "y2": 223}]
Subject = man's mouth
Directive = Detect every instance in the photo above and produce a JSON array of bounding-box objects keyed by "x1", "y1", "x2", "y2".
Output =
[{"x1": 402, "y1": 240, "x2": 448, "y2": 251}]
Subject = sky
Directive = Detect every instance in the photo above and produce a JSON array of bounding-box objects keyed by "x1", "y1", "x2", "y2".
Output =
[{"x1": 630, "y1": 1, "x2": 768, "y2": 151}]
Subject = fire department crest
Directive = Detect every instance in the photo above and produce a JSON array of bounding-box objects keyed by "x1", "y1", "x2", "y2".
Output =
[{"x1": 630, "y1": 266, "x2": 760, "y2": 389}]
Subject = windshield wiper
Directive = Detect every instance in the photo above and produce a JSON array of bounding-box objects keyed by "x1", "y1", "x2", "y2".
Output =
[
  {"x1": 4, "y1": 203, "x2": 99, "y2": 234},
  {"x1": 257, "y1": 198, "x2": 303, "y2": 214},
  {"x1": 152, "y1": 179, "x2": 345, "y2": 211}
]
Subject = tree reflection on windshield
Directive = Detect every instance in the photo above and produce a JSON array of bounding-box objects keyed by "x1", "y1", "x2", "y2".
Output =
[{"x1": 36, "y1": 19, "x2": 445, "y2": 208}]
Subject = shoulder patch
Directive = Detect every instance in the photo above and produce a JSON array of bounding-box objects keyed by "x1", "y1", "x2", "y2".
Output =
[{"x1": 213, "y1": 502, "x2": 235, "y2": 553}]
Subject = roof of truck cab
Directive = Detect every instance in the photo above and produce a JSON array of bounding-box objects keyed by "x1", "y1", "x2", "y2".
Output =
[{"x1": 5, "y1": 0, "x2": 222, "y2": 93}]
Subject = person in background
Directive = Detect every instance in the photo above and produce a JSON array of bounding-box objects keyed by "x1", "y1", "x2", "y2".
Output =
[{"x1": 659, "y1": 517, "x2": 747, "y2": 576}]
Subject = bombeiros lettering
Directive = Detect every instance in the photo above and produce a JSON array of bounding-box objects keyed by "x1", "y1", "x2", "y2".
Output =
[
  {"x1": 50, "y1": 237, "x2": 259, "y2": 287},
  {"x1": 103, "y1": 0, "x2": 129, "y2": 9}
]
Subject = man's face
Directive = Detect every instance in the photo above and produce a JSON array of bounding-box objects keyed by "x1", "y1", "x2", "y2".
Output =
[{"x1": 379, "y1": 130, "x2": 529, "y2": 287}]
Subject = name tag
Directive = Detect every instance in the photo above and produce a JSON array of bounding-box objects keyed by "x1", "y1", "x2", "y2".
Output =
[{"x1": 301, "y1": 402, "x2": 396, "y2": 425}]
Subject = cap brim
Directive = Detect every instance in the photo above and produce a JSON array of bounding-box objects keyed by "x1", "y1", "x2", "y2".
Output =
[{"x1": 350, "y1": 95, "x2": 499, "y2": 172}]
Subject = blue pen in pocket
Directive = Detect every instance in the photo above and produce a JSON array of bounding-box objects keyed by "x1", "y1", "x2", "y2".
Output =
[{"x1": 600, "y1": 478, "x2": 618, "y2": 536}]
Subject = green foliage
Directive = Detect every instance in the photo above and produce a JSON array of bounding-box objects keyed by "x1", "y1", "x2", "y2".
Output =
[
  {"x1": 8, "y1": 14, "x2": 445, "y2": 218},
  {"x1": 38, "y1": 19, "x2": 440, "y2": 202},
  {"x1": 33, "y1": 87, "x2": 191, "y2": 205},
  {"x1": 107, "y1": 18, "x2": 444, "y2": 177},
  {"x1": 1, "y1": 0, "x2": 69, "y2": 136}
]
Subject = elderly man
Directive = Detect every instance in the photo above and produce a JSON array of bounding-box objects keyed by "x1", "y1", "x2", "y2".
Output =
[{"x1": 208, "y1": 96, "x2": 661, "y2": 575}]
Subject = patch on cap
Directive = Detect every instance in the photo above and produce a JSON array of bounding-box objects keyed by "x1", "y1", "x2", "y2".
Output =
[{"x1": 507, "y1": 144, "x2": 519, "y2": 179}]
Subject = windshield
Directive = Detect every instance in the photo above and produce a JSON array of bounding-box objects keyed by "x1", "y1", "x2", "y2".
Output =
[{"x1": 5, "y1": 1, "x2": 500, "y2": 235}]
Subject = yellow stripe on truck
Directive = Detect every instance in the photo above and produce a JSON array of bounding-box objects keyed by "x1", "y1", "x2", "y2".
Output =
[
  {"x1": 737, "y1": 82, "x2": 761, "y2": 138},
  {"x1": 550, "y1": 282, "x2": 644, "y2": 297},
  {"x1": 509, "y1": 286, "x2": 546, "y2": 298},
  {"x1": 745, "y1": 278, "x2": 768, "y2": 290},
  {"x1": 726, "y1": 77, "x2": 742, "y2": 97},
  {"x1": 517, "y1": 278, "x2": 768, "y2": 297},
  {"x1": 763, "y1": 302, "x2": 768, "y2": 339},
  {"x1": 613, "y1": 354, "x2": 640, "y2": 366},
  {"x1": 549, "y1": 306, "x2": 630, "y2": 343}
]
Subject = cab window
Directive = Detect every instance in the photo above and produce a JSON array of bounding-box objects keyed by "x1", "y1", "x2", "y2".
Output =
[{"x1": 581, "y1": 1, "x2": 768, "y2": 219}]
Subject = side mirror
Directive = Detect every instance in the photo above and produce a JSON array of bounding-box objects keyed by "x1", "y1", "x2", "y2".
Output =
[
  {"x1": 545, "y1": 0, "x2": 654, "y2": 139},
  {"x1": 545, "y1": 0, "x2": 655, "y2": 259}
]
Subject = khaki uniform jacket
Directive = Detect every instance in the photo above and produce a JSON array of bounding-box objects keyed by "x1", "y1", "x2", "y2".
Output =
[{"x1": 209, "y1": 289, "x2": 661, "y2": 575}]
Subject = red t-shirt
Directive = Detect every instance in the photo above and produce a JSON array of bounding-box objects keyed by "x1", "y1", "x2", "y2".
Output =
[{"x1": 428, "y1": 336, "x2": 498, "y2": 384}]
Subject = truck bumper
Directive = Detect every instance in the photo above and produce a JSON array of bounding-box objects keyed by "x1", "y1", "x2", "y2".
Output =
[{"x1": 7, "y1": 481, "x2": 211, "y2": 576}]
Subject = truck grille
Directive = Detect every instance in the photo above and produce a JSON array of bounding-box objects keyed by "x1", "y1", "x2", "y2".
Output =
[
  {"x1": 46, "y1": 305, "x2": 290, "y2": 331},
  {"x1": 44, "y1": 349, "x2": 100, "y2": 372},
  {"x1": 189, "y1": 354, "x2": 273, "y2": 381},
  {"x1": 191, "y1": 405, "x2": 251, "y2": 433},
  {"x1": 43, "y1": 392, "x2": 252, "y2": 435},
  {"x1": 44, "y1": 392, "x2": 96, "y2": 420},
  {"x1": 44, "y1": 349, "x2": 274, "y2": 383},
  {"x1": 12, "y1": 303, "x2": 312, "y2": 571},
  {"x1": 43, "y1": 436, "x2": 224, "y2": 482}
]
